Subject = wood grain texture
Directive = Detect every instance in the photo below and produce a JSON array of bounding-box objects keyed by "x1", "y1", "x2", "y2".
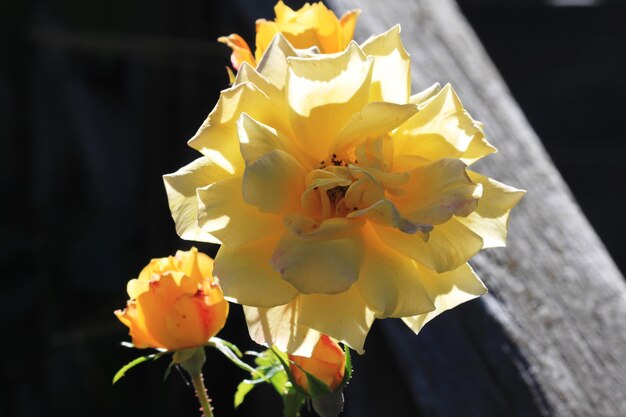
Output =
[{"x1": 327, "y1": 0, "x2": 626, "y2": 416}]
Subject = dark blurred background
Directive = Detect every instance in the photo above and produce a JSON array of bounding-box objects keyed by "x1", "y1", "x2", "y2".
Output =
[{"x1": 1, "y1": 0, "x2": 624, "y2": 416}]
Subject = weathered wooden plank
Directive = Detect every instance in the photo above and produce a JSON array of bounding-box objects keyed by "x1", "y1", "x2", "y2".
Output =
[{"x1": 327, "y1": 0, "x2": 626, "y2": 416}]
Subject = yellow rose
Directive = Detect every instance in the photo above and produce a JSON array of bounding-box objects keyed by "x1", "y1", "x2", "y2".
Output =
[
  {"x1": 115, "y1": 248, "x2": 229, "y2": 351},
  {"x1": 164, "y1": 27, "x2": 524, "y2": 355},
  {"x1": 219, "y1": 1, "x2": 360, "y2": 70},
  {"x1": 289, "y1": 335, "x2": 346, "y2": 393}
]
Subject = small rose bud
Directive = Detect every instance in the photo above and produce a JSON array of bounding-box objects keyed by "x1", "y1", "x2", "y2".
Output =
[
  {"x1": 115, "y1": 248, "x2": 228, "y2": 351},
  {"x1": 289, "y1": 335, "x2": 346, "y2": 393}
]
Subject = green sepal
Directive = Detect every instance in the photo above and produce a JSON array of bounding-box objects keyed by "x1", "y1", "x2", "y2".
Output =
[
  {"x1": 270, "y1": 347, "x2": 310, "y2": 398},
  {"x1": 173, "y1": 347, "x2": 206, "y2": 376},
  {"x1": 339, "y1": 345, "x2": 352, "y2": 389},
  {"x1": 312, "y1": 390, "x2": 344, "y2": 417},
  {"x1": 112, "y1": 351, "x2": 166, "y2": 384},
  {"x1": 283, "y1": 390, "x2": 306, "y2": 417},
  {"x1": 208, "y1": 337, "x2": 265, "y2": 378}
]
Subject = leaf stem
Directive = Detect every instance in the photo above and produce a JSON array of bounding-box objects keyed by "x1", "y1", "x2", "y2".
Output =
[{"x1": 191, "y1": 371, "x2": 215, "y2": 417}]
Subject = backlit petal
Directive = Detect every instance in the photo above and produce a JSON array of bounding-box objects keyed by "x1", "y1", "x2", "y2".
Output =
[
  {"x1": 356, "y1": 225, "x2": 436, "y2": 318},
  {"x1": 256, "y1": 32, "x2": 297, "y2": 89},
  {"x1": 286, "y1": 43, "x2": 373, "y2": 159},
  {"x1": 214, "y1": 235, "x2": 299, "y2": 308},
  {"x1": 402, "y1": 263, "x2": 487, "y2": 333},
  {"x1": 394, "y1": 84, "x2": 487, "y2": 162},
  {"x1": 196, "y1": 176, "x2": 283, "y2": 248},
  {"x1": 373, "y1": 218, "x2": 483, "y2": 273},
  {"x1": 361, "y1": 25, "x2": 410, "y2": 104},
  {"x1": 339, "y1": 9, "x2": 361, "y2": 49},
  {"x1": 189, "y1": 82, "x2": 288, "y2": 174},
  {"x1": 244, "y1": 302, "x2": 322, "y2": 357},
  {"x1": 332, "y1": 101, "x2": 418, "y2": 155},
  {"x1": 456, "y1": 171, "x2": 526, "y2": 248},
  {"x1": 299, "y1": 286, "x2": 375, "y2": 353},
  {"x1": 163, "y1": 157, "x2": 229, "y2": 243}
]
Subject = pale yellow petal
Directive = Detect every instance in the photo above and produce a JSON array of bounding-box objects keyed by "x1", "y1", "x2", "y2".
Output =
[
  {"x1": 271, "y1": 230, "x2": 364, "y2": 294},
  {"x1": 256, "y1": 32, "x2": 298, "y2": 89},
  {"x1": 286, "y1": 43, "x2": 373, "y2": 159},
  {"x1": 372, "y1": 218, "x2": 483, "y2": 273},
  {"x1": 393, "y1": 84, "x2": 485, "y2": 162},
  {"x1": 163, "y1": 156, "x2": 229, "y2": 244},
  {"x1": 332, "y1": 101, "x2": 418, "y2": 155},
  {"x1": 455, "y1": 171, "x2": 525, "y2": 248},
  {"x1": 402, "y1": 263, "x2": 487, "y2": 333},
  {"x1": 214, "y1": 235, "x2": 299, "y2": 307},
  {"x1": 356, "y1": 225, "x2": 436, "y2": 318},
  {"x1": 391, "y1": 158, "x2": 483, "y2": 225},
  {"x1": 244, "y1": 301, "x2": 322, "y2": 356},
  {"x1": 460, "y1": 134, "x2": 497, "y2": 165},
  {"x1": 188, "y1": 83, "x2": 274, "y2": 175},
  {"x1": 196, "y1": 176, "x2": 284, "y2": 248},
  {"x1": 360, "y1": 25, "x2": 410, "y2": 104},
  {"x1": 237, "y1": 113, "x2": 313, "y2": 166},
  {"x1": 409, "y1": 83, "x2": 442, "y2": 106},
  {"x1": 299, "y1": 285, "x2": 375, "y2": 354},
  {"x1": 242, "y1": 149, "x2": 307, "y2": 214}
]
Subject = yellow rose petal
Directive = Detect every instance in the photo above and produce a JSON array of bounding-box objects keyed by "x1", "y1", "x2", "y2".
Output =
[
  {"x1": 356, "y1": 225, "x2": 436, "y2": 318},
  {"x1": 189, "y1": 82, "x2": 283, "y2": 175},
  {"x1": 373, "y1": 218, "x2": 483, "y2": 273},
  {"x1": 196, "y1": 176, "x2": 284, "y2": 248},
  {"x1": 244, "y1": 302, "x2": 322, "y2": 357},
  {"x1": 392, "y1": 158, "x2": 482, "y2": 225},
  {"x1": 394, "y1": 84, "x2": 485, "y2": 162},
  {"x1": 361, "y1": 25, "x2": 411, "y2": 104},
  {"x1": 332, "y1": 101, "x2": 418, "y2": 155},
  {"x1": 214, "y1": 235, "x2": 299, "y2": 308},
  {"x1": 299, "y1": 286, "x2": 375, "y2": 354},
  {"x1": 242, "y1": 149, "x2": 307, "y2": 213},
  {"x1": 339, "y1": 9, "x2": 361, "y2": 49},
  {"x1": 163, "y1": 157, "x2": 230, "y2": 244},
  {"x1": 286, "y1": 43, "x2": 373, "y2": 159},
  {"x1": 402, "y1": 263, "x2": 487, "y2": 333},
  {"x1": 256, "y1": 33, "x2": 297, "y2": 89},
  {"x1": 456, "y1": 171, "x2": 526, "y2": 248},
  {"x1": 271, "y1": 231, "x2": 364, "y2": 294}
]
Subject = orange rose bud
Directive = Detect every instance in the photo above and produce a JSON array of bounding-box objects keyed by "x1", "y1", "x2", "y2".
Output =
[
  {"x1": 115, "y1": 248, "x2": 228, "y2": 351},
  {"x1": 219, "y1": 1, "x2": 360, "y2": 70},
  {"x1": 289, "y1": 335, "x2": 346, "y2": 393}
]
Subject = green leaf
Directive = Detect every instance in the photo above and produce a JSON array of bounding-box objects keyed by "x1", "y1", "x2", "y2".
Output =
[
  {"x1": 112, "y1": 352, "x2": 166, "y2": 384},
  {"x1": 234, "y1": 380, "x2": 256, "y2": 409}
]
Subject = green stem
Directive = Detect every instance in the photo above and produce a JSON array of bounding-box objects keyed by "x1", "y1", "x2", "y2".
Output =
[{"x1": 191, "y1": 371, "x2": 215, "y2": 417}]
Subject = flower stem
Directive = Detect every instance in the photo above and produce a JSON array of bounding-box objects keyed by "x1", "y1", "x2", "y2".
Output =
[{"x1": 191, "y1": 371, "x2": 215, "y2": 417}]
